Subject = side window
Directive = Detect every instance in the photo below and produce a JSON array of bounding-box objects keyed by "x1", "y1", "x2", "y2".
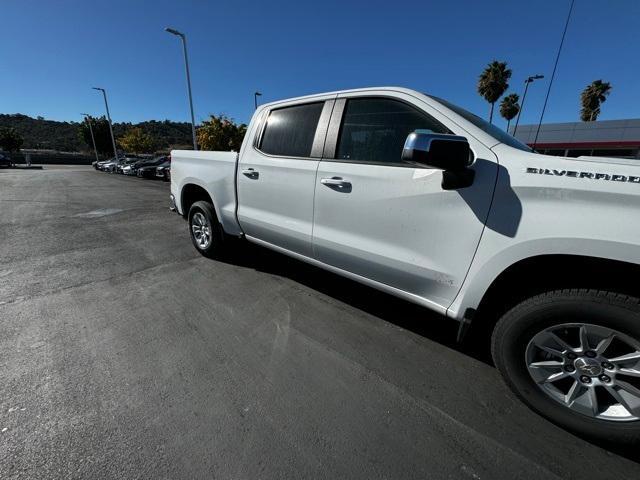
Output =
[
  {"x1": 259, "y1": 102, "x2": 324, "y2": 157},
  {"x1": 336, "y1": 98, "x2": 451, "y2": 165}
]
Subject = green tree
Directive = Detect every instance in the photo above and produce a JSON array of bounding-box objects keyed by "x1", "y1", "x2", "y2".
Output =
[
  {"x1": 0, "y1": 126, "x2": 24, "y2": 152},
  {"x1": 197, "y1": 114, "x2": 247, "y2": 151},
  {"x1": 117, "y1": 127, "x2": 155, "y2": 154},
  {"x1": 499, "y1": 93, "x2": 520, "y2": 132},
  {"x1": 78, "y1": 116, "x2": 114, "y2": 155},
  {"x1": 477, "y1": 61, "x2": 512, "y2": 123},
  {"x1": 580, "y1": 80, "x2": 612, "y2": 122}
]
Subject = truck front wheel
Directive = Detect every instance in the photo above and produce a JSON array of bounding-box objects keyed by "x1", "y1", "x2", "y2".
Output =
[
  {"x1": 492, "y1": 289, "x2": 640, "y2": 445},
  {"x1": 188, "y1": 201, "x2": 227, "y2": 258}
]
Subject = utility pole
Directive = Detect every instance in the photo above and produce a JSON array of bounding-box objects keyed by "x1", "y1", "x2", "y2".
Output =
[
  {"x1": 166, "y1": 27, "x2": 198, "y2": 150},
  {"x1": 254, "y1": 91, "x2": 262, "y2": 110},
  {"x1": 81, "y1": 113, "x2": 100, "y2": 163},
  {"x1": 532, "y1": 0, "x2": 575, "y2": 150},
  {"x1": 92, "y1": 87, "x2": 118, "y2": 160}
]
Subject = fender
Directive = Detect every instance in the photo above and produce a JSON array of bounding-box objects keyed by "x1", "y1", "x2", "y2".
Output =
[{"x1": 447, "y1": 238, "x2": 640, "y2": 321}]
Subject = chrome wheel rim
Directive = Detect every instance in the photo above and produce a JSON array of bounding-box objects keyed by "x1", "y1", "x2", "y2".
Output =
[
  {"x1": 191, "y1": 212, "x2": 212, "y2": 249},
  {"x1": 526, "y1": 323, "x2": 640, "y2": 421}
]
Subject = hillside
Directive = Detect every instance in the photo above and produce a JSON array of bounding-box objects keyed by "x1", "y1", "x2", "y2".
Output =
[{"x1": 0, "y1": 114, "x2": 193, "y2": 152}]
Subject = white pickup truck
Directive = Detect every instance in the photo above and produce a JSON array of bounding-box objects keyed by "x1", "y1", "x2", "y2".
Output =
[{"x1": 171, "y1": 87, "x2": 640, "y2": 444}]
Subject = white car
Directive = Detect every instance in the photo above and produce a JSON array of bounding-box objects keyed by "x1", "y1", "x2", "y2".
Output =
[{"x1": 171, "y1": 87, "x2": 640, "y2": 444}]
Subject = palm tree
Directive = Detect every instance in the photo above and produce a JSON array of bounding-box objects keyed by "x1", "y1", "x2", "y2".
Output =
[
  {"x1": 499, "y1": 93, "x2": 520, "y2": 132},
  {"x1": 580, "y1": 80, "x2": 612, "y2": 122},
  {"x1": 477, "y1": 61, "x2": 512, "y2": 123}
]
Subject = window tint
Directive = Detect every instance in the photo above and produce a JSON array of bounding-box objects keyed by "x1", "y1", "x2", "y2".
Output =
[
  {"x1": 259, "y1": 102, "x2": 324, "y2": 157},
  {"x1": 336, "y1": 98, "x2": 451, "y2": 164}
]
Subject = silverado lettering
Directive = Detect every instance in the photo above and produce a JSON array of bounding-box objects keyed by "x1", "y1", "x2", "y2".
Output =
[{"x1": 526, "y1": 167, "x2": 640, "y2": 183}]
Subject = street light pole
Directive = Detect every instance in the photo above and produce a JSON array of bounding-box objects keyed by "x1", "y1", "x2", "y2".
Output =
[
  {"x1": 165, "y1": 27, "x2": 198, "y2": 150},
  {"x1": 254, "y1": 91, "x2": 262, "y2": 110},
  {"x1": 92, "y1": 87, "x2": 118, "y2": 161},
  {"x1": 81, "y1": 113, "x2": 100, "y2": 163},
  {"x1": 513, "y1": 75, "x2": 544, "y2": 136},
  {"x1": 532, "y1": 0, "x2": 576, "y2": 151}
]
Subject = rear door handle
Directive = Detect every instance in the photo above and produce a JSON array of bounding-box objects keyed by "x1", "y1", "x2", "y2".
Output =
[
  {"x1": 320, "y1": 177, "x2": 351, "y2": 190},
  {"x1": 242, "y1": 168, "x2": 259, "y2": 179},
  {"x1": 320, "y1": 176, "x2": 352, "y2": 193},
  {"x1": 320, "y1": 177, "x2": 351, "y2": 187}
]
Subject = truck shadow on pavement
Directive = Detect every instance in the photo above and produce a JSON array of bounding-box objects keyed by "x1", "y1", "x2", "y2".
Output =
[
  {"x1": 217, "y1": 240, "x2": 639, "y2": 462},
  {"x1": 223, "y1": 240, "x2": 466, "y2": 354}
]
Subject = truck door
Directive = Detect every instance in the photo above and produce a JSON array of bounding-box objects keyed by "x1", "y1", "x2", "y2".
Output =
[
  {"x1": 311, "y1": 92, "x2": 498, "y2": 311},
  {"x1": 237, "y1": 97, "x2": 334, "y2": 257}
]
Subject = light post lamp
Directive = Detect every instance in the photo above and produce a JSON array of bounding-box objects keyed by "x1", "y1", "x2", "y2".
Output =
[
  {"x1": 81, "y1": 113, "x2": 100, "y2": 163},
  {"x1": 254, "y1": 91, "x2": 262, "y2": 110},
  {"x1": 92, "y1": 87, "x2": 118, "y2": 161},
  {"x1": 513, "y1": 75, "x2": 544, "y2": 135},
  {"x1": 165, "y1": 27, "x2": 198, "y2": 150}
]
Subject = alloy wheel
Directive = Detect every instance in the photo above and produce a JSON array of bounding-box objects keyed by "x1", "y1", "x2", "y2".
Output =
[
  {"x1": 191, "y1": 212, "x2": 212, "y2": 250},
  {"x1": 526, "y1": 323, "x2": 640, "y2": 421}
]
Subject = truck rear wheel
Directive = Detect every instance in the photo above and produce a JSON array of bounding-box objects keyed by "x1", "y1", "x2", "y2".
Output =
[
  {"x1": 492, "y1": 289, "x2": 640, "y2": 445},
  {"x1": 188, "y1": 201, "x2": 227, "y2": 258}
]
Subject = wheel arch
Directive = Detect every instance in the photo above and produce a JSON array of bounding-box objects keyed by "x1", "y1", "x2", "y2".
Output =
[
  {"x1": 465, "y1": 254, "x2": 640, "y2": 345},
  {"x1": 180, "y1": 183, "x2": 215, "y2": 219}
]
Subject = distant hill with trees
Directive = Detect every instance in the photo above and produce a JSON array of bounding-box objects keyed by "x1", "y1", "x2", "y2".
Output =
[{"x1": 0, "y1": 114, "x2": 194, "y2": 152}]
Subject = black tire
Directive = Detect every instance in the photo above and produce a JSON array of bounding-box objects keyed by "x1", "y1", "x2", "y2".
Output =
[
  {"x1": 188, "y1": 201, "x2": 227, "y2": 259},
  {"x1": 492, "y1": 289, "x2": 640, "y2": 445}
]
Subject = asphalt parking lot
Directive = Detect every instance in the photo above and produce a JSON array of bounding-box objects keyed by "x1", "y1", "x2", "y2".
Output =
[{"x1": 1, "y1": 165, "x2": 639, "y2": 479}]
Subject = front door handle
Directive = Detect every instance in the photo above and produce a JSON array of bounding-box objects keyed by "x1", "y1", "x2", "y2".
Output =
[
  {"x1": 242, "y1": 168, "x2": 259, "y2": 179},
  {"x1": 320, "y1": 177, "x2": 352, "y2": 191}
]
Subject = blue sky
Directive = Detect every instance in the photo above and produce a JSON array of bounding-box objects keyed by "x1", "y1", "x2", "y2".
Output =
[{"x1": 2, "y1": 0, "x2": 638, "y2": 129}]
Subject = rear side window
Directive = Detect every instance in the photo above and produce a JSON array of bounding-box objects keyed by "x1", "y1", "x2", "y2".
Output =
[
  {"x1": 259, "y1": 102, "x2": 324, "y2": 157},
  {"x1": 336, "y1": 98, "x2": 451, "y2": 165}
]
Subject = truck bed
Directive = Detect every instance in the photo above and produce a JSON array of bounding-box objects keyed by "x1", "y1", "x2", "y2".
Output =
[{"x1": 170, "y1": 150, "x2": 241, "y2": 235}]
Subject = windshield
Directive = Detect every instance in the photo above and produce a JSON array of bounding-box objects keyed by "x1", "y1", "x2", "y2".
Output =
[{"x1": 427, "y1": 95, "x2": 532, "y2": 152}]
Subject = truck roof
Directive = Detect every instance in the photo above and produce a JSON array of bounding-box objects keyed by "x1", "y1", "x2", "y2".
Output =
[{"x1": 259, "y1": 86, "x2": 424, "y2": 109}]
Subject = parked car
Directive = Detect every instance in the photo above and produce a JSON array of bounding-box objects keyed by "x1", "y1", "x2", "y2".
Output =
[
  {"x1": 116, "y1": 157, "x2": 141, "y2": 174},
  {"x1": 100, "y1": 157, "x2": 133, "y2": 173},
  {"x1": 124, "y1": 156, "x2": 168, "y2": 176},
  {"x1": 155, "y1": 159, "x2": 171, "y2": 181},
  {"x1": 96, "y1": 157, "x2": 119, "y2": 172},
  {"x1": 94, "y1": 156, "x2": 119, "y2": 170},
  {"x1": 101, "y1": 159, "x2": 119, "y2": 173},
  {"x1": 137, "y1": 161, "x2": 164, "y2": 178},
  {"x1": 0, "y1": 152, "x2": 14, "y2": 168},
  {"x1": 171, "y1": 86, "x2": 640, "y2": 445}
]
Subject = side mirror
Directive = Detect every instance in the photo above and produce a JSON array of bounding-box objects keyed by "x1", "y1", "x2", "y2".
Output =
[
  {"x1": 401, "y1": 132, "x2": 474, "y2": 190},
  {"x1": 402, "y1": 132, "x2": 471, "y2": 170}
]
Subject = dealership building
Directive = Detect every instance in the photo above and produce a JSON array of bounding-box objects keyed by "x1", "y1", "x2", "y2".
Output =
[{"x1": 513, "y1": 118, "x2": 640, "y2": 159}]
